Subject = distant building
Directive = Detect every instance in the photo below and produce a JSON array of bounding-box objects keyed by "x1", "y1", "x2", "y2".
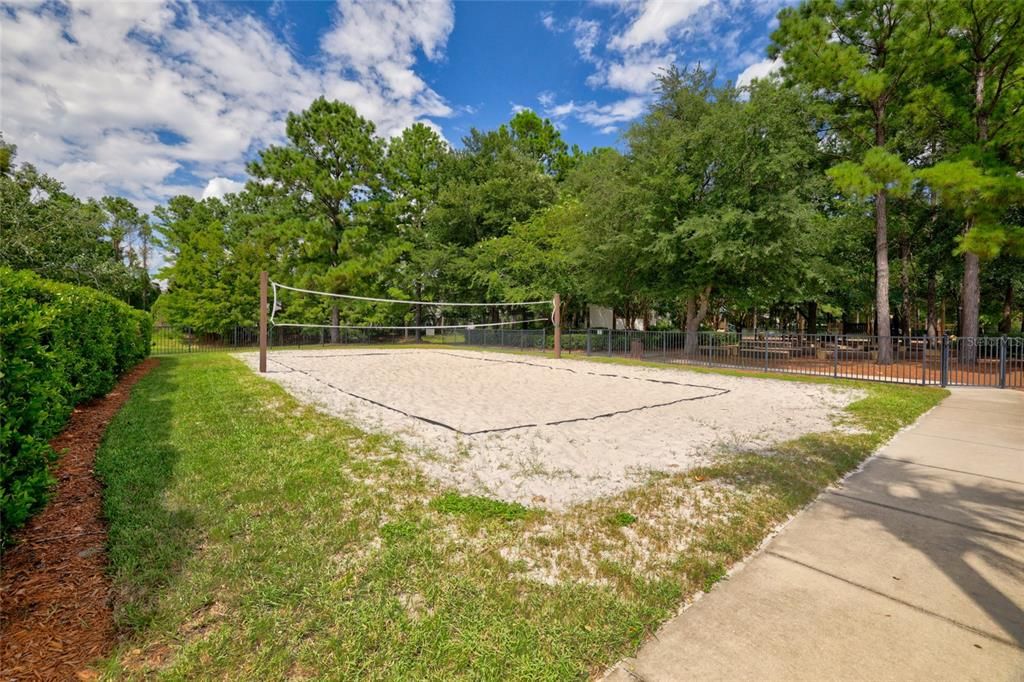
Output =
[{"x1": 587, "y1": 304, "x2": 647, "y2": 331}]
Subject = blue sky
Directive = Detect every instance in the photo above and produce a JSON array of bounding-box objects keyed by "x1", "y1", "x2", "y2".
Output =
[{"x1": 1, "y1": 1, "x2": 788, "y2": 210}]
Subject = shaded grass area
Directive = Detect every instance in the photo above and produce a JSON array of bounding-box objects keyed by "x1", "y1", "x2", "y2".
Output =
[{"x1": 95, "y1": 353, "x2": 945, "y2": 679}]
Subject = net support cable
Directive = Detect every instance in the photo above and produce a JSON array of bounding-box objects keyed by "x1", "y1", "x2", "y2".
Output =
[
  {"x1": 271, "y1": 320, "x2": 549, "y2": 330},
  {"x1": 270, "y1": 280, "x2": 554, "y2": 331},
  {"x1": 271, "y1": 281, "x2": 551, "y2": 308}
]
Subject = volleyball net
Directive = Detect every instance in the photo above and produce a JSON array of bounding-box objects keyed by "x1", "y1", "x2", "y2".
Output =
[{"x1": 263, "y1": 279, "x2": 559, "y2": 352}]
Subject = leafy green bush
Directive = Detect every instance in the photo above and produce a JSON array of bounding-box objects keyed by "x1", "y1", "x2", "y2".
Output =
[{"x1": 0, "y1": 268, "x2": 151, "y2": 547}]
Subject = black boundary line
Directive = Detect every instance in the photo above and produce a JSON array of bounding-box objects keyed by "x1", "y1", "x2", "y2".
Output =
[
  {"x1": 267, "y1": 350, "x2": 730, "y2": 436},
  {"x1": 269, "y1": 356, "x2": 465, "y2": 433},
  {"x1": 766, "y1": 551, "x2": 1024, "y2": 651},
  {"x1": 433, "y1": 350, "x2": 730, "y2": 393},
  {"x1": 272, "y1": 352, "x2": 395, "y2": 359},
  {"x1": 466, "y1": 392, "x2": 728, "y2": 436}
]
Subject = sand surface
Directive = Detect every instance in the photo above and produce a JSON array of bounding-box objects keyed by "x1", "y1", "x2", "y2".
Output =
[{"x1": 241, "y1": 349, "x2": 862, "y2": 509}]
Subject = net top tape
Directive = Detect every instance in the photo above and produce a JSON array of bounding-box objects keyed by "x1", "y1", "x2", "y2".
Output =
[
  {"x1": 271, "y1": 318, "x2": 549, "y2": 330},
  {"x1": 272, "y1": 282, "x2": 552, "y2": 308}
]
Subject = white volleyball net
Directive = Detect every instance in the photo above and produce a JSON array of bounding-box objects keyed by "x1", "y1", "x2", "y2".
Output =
[{"x1": 268, "y1": 281, "x2": 555, "y2": 348}]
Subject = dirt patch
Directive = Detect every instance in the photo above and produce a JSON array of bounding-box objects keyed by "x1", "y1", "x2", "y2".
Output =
[{"x1": 0, "y1": 358, "x2": 159, "y2": 681}]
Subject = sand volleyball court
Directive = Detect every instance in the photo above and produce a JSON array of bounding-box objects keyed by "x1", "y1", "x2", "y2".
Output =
[{"x1": 243, "y1": 349, "x2": 862, "y2": 508}]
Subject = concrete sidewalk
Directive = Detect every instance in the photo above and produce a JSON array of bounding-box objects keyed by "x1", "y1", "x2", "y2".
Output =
[{"x1": 607, "y1": 388, "x2": 1024, "y2": 681}]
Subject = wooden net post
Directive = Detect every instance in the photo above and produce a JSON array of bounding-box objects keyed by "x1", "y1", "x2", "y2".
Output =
[
  {"x1": 553, "y1": 293, "x2": 562, "y2": 359},
  {"x1": 259, "y1": 270, "x2": 268, "y2": 373}
]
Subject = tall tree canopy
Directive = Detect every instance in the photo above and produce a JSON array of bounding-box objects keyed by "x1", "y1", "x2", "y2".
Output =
[
  {"x1": 66, "y1": 0, "x2": 1023, "y2": 345},
  {"x1": 0, "y1": 138, "x2": 155, "y2": 308},
  {"x1": 771, "y1": 0, "x2": 921, "y2": 362}
]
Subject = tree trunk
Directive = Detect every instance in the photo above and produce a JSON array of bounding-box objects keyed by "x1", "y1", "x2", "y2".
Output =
[
  {"x1": 899, "y1": 235, "x2": 912, "y2": 336},
  {"x1": 926, "y1": 274, "x2": 938, "y2": 342},
  {"x1": 875, "y1": 188, "x2": 893, "y2": 364},
  {"x1": 961, "y1": 249, "x2": 981, "y2": 362},
  {"x1": 683, "y1": 287, "x2": 711, "y2": 356},
  {"x1": 330, "y1": 304, "x2": 340, "y2": 344},
  {"x1": 960, "y1": 63, "x2": 989, "y2": 362},
  {"x1": 807, "y1": 301, "x2": 817, "y2": 336},
  {"x1": 998, "y1": 281, "x2": 1014, "y2": 334}
]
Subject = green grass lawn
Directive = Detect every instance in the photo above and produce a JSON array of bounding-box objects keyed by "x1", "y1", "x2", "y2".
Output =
[{"x1": 94, "y1": 353, "x2": 945, "y2": 680}]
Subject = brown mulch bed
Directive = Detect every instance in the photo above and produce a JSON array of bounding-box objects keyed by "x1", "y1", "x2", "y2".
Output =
[{"x1": 1, "y1": 358, "x2": 159, "y2": 681}]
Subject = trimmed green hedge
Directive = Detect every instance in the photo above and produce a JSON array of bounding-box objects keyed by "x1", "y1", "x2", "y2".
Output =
[{"x1": 1, "y1": 268, "x2": 151, "y2": 547}]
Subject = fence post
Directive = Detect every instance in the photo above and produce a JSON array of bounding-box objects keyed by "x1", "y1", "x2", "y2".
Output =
[
  {"x1": 764, "y1": 332, "x2": 769, "y2": 372},
  {"x1": 259, "y1": 271, "x2": 268, "y2": 372},
  {"x1": 940, "y1": 334, "x2": 949, "y2": 387},
  {"x1": 920, "y1": 336, "x2": 927, "y2": 385},
  {"x1": 553, "y1": 293, "x2": 562, "y2": 359},
  {"x1": 586, "y1": 329, "x2": 592, "y2": 356},
  {"x1": 608, "y1": 329, "x2": 613, "y2": 356},
  {"x1": 833, "y1": 334, "x2": 839, "y2": 378},
  {"x1": 999, "y1": 335, "x2": 1007, "y2": 389},
  {"x1": 663, "y1": 331, "x2": 668, "y2": 361}
]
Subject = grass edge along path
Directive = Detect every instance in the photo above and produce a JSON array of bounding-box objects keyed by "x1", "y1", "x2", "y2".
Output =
[{"x1": 94, "y1": 353, "x2": 945, "y2": 680}]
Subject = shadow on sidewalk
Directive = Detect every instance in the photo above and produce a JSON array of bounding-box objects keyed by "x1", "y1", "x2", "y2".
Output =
[{"x1": 834, "y1": 459, "x2": 1024, "y2": 648}]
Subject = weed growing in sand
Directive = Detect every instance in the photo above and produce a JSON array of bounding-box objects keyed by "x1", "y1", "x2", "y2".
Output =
[
  {"x1": 607, "y1": 512, "x2": 638, "y2": 527},
  {"x1": 431, "y1": 491, "x2": 534, "y2": 522}
]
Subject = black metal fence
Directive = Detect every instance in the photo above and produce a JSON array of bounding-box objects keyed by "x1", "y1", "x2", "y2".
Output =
[
  {"x1": 563, "y1": 330, "x2": 1023, "y2": 389},
  {"x1": 151, "y1": 325, "x2": 1023, "y2": 389}
]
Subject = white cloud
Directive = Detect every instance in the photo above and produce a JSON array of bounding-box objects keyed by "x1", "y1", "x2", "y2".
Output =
[
  {"x1": 321, "y1": 0, "x2": 453, "y2": 64},
  {"x1": 610, "y1": 0, "x2": 716, "y2": 51},
  {"x1": 570, "y1": 18, "x2": 602, "y2": 63},
  {"x1": 541, "y1": 96, "x2": 648, "y2": 131},
  {"x1": 0, "y1": 0, "x2": 457, "y2": 208},
  {"x1": 736, "y1": 57, "x2": 782, "y2": 88},
  {"x1": 590, "y1": 51, "x2": 675, "y2": 94},
  {"x1": 575, "y1": 98, "x2": 648, "y2": 127},
  {"x1": 201, "y1": 177, "x2": 246, "y2": 200},
  {"x1": 510, "y1": 102, "x2": 530, "y2": 115},
  {"x1": 540, "y1": 12, "x2": 602, "y2": 64}
]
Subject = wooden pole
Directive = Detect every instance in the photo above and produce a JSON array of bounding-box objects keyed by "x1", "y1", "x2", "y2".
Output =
[
  {"x1": 259, "y1": 270, "x2": 268, "y2": 373},
  {"x1": 553, "y1": 293, "x2": 562, "y2": 359}
]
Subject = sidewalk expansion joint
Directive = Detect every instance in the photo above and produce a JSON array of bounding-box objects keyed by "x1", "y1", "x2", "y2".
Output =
[
  {"x1": 902, "y1": 431, "x2": 1024, "y2": 452},
  {"x1": 875, "y1": 455, "x2": 1024, "y2": 486},
  {"x1": 766, "y1": 551, "x2": 1023, "y2": 651},
  {"x1": 825, "y1": 491, "x2": 1024, "y2": 543}
]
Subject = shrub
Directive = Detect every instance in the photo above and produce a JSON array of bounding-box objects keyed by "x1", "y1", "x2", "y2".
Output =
[{"x1": 0, "y1": 268, "x2": 151, "y2": 547}]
